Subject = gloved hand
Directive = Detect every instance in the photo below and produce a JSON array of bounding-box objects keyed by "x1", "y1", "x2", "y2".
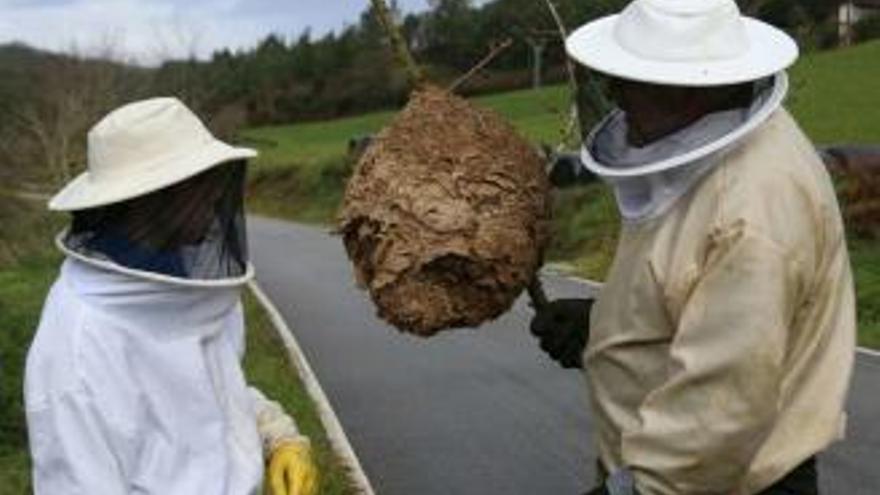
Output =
[
  {"x1": 267, "y1": 438, "x2": 319, "y2": 495},
  {"x1": 529, "y1": 298, "x2": 593, "y2": 369},
  {"x1": 251, "y1": 388, "x2": 319, "y2": 495},
  {"x1": 547, "y1": 152, "x2": 596, "y2": 188}
]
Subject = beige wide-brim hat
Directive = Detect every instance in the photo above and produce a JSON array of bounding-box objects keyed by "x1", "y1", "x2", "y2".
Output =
[
  {"x1": 566, "y1": 0, "x2": 799, "y2": 87},
  {"x1": 49, "y1": 97, "x2": 257, "y2": 211}
]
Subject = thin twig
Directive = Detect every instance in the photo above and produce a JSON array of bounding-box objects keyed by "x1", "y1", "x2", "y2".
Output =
[
  {"x1": 448, "y1": 38, "x2": 515, "y2": 94},
  {"x1": 559, "y1": 105, "x2": 579, "y2": 152},
  {"x1": 540, "y1": 0, "x2": 611, "y2": 142},
  {"x1": 369, "y1": 0, "x2": 426, "y2": 88},
  {"x1": 540, "y1": 0, "x2": 586, "y2": 150},
  {"x1": 541, "y1": 0, "x2": 579, "y2": 103}
]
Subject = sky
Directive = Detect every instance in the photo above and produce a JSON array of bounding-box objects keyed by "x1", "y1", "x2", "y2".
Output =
[{"x1": 0, "y1": 0, "x2": 442, "y2": 64}]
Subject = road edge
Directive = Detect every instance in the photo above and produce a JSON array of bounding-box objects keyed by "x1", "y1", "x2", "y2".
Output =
[
  {"x1": 541, "y1": 266, "x2": 880, "y2": 358},
  {"x1": 248, "y1": 280, "x2": 376, "y2": 495}
]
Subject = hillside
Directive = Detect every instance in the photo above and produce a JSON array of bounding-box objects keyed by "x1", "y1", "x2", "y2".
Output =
[{"x1": 243, "y1": 40, "x2": 880, "y2": 169}]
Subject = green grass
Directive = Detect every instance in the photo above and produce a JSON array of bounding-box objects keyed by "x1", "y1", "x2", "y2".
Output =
[
  {"x1": 242, "y1": 84, "x2": 571, "y2": 170},
  {"x1": 244, "y1": 111, "x2": 395, "y2": 169},
  {"x1": 546, "y1": 183, "x2": 620, "y2": 281},
  {"x1": 850, "y1": 240, "x2": 880, "y2": 349},
  {"x1": 246, "y1": 157, "x2": 351, "y2": 225},
  {"x1": 0, "y1": 252, "x2": 60, "y2": 494},
  {"x1": 787, "y1": 41, "x2": 880, "y2": 144},
  {"x1": 242, "y1": 292, "x2": 356, "y2": 495}
]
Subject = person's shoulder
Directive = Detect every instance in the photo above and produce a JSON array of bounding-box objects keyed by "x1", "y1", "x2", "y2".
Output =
[
  {"x1": 26, "y1": 262, "x2": 131, "y2": 408},
  {"x1": 704, "y1": 108, "x2": 840, "y2": 252},
  {"x1": 26, "y1": 274, "x2": 88, "y2": 409},
  {"x1": 730, "y1": 108, "x2": 829, "y2": 188}
]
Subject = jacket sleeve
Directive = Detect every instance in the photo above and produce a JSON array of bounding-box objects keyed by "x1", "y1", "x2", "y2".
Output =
[
  {"x1": 620, "y1": 224, "x2": 802, "y2": 494},
  {"x1": 249, "y1": 386, "x2": 303, "y2": 457},
  {"x1": 27, "y1": 391, "x2": 129, "y2": 495}
]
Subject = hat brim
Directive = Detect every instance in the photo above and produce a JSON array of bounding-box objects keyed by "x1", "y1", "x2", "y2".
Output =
[
  {"x1": 48, "y1": 140, "x2": 257, "y2": 211},
  {"x1": 566, "y1": 15, "x2": 798, "y2": 87}
]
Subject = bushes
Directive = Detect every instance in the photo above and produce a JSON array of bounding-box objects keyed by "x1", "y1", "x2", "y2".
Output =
[
  {"x1": 854, "y1": 15, "x2": 880, "y2": 43},
  {"x1": 0, "y1": 196, "x2": 59, "y2": 269},
  {"x1": 824, "y1": 146, "x2": 880, "y2": 238},
  {"x1": 545, "y1": 183, "x2": 620, "y2": 280},
  {"x1": 247, "y1": 157, "x2": 353, "y2": 224}
]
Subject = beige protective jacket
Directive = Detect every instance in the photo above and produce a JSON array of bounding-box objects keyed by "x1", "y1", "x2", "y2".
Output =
[{"x1": 586, "y1": 110, "x2": 856, "y2": 494}]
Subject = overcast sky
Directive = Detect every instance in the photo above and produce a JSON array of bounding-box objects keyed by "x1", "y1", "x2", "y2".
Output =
[{"x1": 0, "y1": 0, "x2": 445, "y2": 64}]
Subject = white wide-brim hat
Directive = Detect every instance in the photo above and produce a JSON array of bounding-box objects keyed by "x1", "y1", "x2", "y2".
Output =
[
  {"x1": 566, "y1": 0, "x2": 799, "y2": 87},
  {"x1": 49, "y1": 97, "x2": 257, "y2": 211}
]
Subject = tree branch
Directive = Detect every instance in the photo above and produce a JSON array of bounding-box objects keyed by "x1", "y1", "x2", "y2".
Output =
[
  {"x1": 448, "y1": 38, "x2": 514, "y2": 93},
  {"x1": 370, "y1": 0, "x2": 426, "y2": 88}
]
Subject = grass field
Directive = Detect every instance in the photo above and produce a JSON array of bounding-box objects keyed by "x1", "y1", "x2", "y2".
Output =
[
  {"x1": 242, "y1": 41, "x2": 880, "y2": 169},
  {"x1": 242, "y1": 40, "x2": 880, "y2": 349},
  {"x1": 0, "y1": 252, "x2": 58, "y2": 493},
  {"x1": 242, "y1": 84, "x2": 571, "y2": 169},
  {"x1": 0, "y1": 200, "x2": 355, "y2": 492}
]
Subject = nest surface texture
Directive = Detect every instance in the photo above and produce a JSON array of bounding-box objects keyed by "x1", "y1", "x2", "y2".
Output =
[{"x1": 339, "y1": 85, "x2": 551, "y2": 336}]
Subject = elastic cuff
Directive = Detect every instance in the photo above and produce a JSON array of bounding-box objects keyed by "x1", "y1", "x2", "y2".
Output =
[{"x1": 269, "y1": 434, "x2": 310, "y2": 454}]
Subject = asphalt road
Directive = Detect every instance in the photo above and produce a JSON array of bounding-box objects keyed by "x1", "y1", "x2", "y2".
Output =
[{"x1": 249, "y1": 216, "x2": 880, "y2": 495}]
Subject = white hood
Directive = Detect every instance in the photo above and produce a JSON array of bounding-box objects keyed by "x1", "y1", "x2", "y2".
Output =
[
  {"x1": 25, "y1": 257, "x2": 264, "y2": 494},
  {"x1": 56, "y1": 229, "x2": 255, "y2": 289},
  {"x1": 61, "y1": 254, "x2": 245, "y2": 335},
  {"x1": 581, "y1": 72, "x2": 788, "y2": 222}
]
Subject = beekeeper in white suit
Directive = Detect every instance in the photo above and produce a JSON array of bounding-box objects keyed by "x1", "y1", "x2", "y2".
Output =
[
  {"x1": 25, "y1": 98, "x2": 318, "y2": 495},
  {"x1": 529, "y1": 1, "x2": 856, "y2": 494}
]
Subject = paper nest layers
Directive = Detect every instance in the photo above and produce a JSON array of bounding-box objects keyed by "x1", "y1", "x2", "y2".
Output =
[{"x1": 339, "y1": 85, "x2": 552, "y2": 336}]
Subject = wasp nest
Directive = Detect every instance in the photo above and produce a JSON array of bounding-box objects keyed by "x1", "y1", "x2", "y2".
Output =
[{"x1": 339, "y1": 85, "x2": 551, "y2": 336}]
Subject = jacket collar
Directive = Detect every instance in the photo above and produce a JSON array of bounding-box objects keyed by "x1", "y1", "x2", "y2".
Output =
[
  {"x1": 56, "y1": 230, "x2": 254, "y2": 289},
  {"x1": 580, "y1": 72, "x2": 788, "y2": 222},
  {"x1": 581, "y1": 71, "x2": 788, "y2": 179},
  {"x1": 60, "y1": 256, "x2": 243, "y2": 338}
]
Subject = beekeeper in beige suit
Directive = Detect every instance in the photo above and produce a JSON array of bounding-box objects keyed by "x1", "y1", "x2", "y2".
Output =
[{"x1": 529, "y1": 0, "x2": 856, "y2": 494}]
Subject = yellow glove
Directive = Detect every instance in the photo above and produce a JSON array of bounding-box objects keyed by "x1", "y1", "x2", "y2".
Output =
[{"x1": 267, "y1": 438, "x2": 319, "y2": 495}]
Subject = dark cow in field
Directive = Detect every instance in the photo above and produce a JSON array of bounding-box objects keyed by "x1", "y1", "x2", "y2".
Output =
[
  {"x1": 820, "y1": 145, "x2": 880, "y2": 237},
  {"x1": 348, "y1": 135, "x2": 374, "y2": 161},
  {"x1": 820, "y1": 145, "x2": 880, "y2": 173}
]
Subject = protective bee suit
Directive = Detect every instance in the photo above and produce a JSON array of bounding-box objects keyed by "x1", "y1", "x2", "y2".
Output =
[
  {"x1": 582, "y1": 75, "x2": 855, "y2": 495},
  {"x1": 559, "y1": 1, "x2": 857, "y2": 493},
  {"x1": 25, "y1": 98, "x2": 316, "y2": 495}
]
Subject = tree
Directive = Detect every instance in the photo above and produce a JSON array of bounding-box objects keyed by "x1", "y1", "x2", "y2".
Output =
[
  {"x1": 7, "y1": 44, "x2": 145, "y2": 186},
  {"x1": 423, "y1": 0, "x2": 483, "y2": 70}
]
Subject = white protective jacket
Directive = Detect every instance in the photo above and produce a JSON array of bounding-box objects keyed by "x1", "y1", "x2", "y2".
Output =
[
  {"x1": 25, "y1": 257, "x2": 297, "y2": 494},
  {"x1": 583, "y1": 79, "x2": 855, "y2": 493}
]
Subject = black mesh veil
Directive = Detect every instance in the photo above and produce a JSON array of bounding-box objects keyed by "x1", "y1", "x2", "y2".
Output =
[{"x1": 63, "y1": 161, "x2": 249, "y2": 281}]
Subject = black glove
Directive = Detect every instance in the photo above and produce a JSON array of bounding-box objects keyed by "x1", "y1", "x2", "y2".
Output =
[
  {"x1": 529, "y1": 298, "x2": 593, "y2": 369},
  {"x1": 547, "y1": 152, "x2": 596, "y2": 189}
]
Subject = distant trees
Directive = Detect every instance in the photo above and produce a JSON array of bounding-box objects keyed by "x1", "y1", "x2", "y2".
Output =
[
  {"x1": 139, "y1": 0, "x2": 835, "y2": 127},
  {"x1": 0, "y1": 0, "x2": 854, "y2": 190},
  {"x1": 0, "y1": 45, "x2": 147, "y2": 187},
  {"x1": 152, "y1": 0, "x2": 629, "y2": 127},
  {"x1": 739, "y1": 0, "x2": 840, "y2": 49}
]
